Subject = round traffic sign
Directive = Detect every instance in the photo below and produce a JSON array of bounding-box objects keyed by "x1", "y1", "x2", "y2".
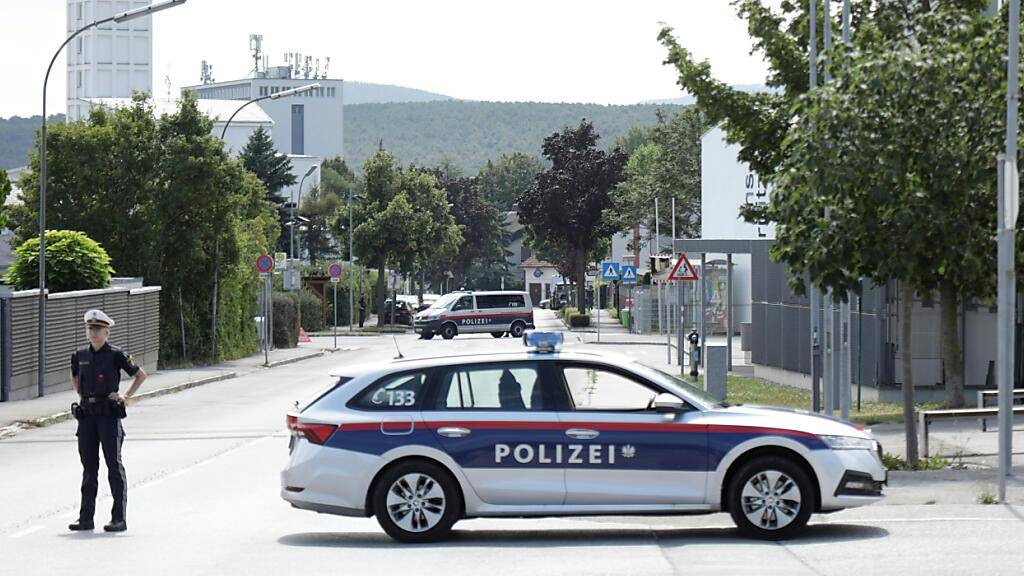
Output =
[
  {"x1": 256, "y1": 253, "x2": 275, "y2": 273},
  {"x1": 327, "y1": 262, "x2": 343, "y2": 278}
]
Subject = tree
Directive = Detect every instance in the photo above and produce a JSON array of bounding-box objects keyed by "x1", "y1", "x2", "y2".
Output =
[
  {"x1": 240, "y1": 126, "x2": 296, "y2": 203},
  {"x1": 477, "y1": 152, "x2": 544, "y2": 211},
  {"x1": 737, "y1": 3, "x2": 1003, "y2": 458},
  {"x1": 422, "y1": 168, "x2": 505, "y2": 290},
  {"x1": 0, "y1": 169, "x2": 10, "y2": 229},
  {"x1": 517, "y1": 120, "x2": 626, "y2": 313},
  {"x1": 5, "y1": 230, "x2": 113, "y2": 292},
  {"x1": 10, "y1": 92, "x2": 278, "y2": 365},
  {"x1": 300, "y1": 184, "x2": 340, "y2": 263}
]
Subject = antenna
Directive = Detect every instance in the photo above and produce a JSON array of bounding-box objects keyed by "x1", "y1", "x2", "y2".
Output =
[
  {"x1": 200, "y1": 60, "x2": 214, "y2": 84},
  {"x1": 322, "y1": 56, "x2": 330, "y2": 79},
  {"x1": 392, "y1": 336, "x2": 404, "y2": 359},
  {"x1": 163, "y1": 74, "x2": 171, "y2": 99},
  {"x1": 303, "y1": 55, "x2": 312, "y2": 79},
  {"x1": 249, "y1": 34, "x2": 263, "y2": 76},
  {"x1": 314, "y1": 58, "x2": 320, "y2": 80}
]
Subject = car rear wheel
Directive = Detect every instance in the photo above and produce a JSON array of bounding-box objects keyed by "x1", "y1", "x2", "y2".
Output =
[
  {"x1": 372, "y1": 461, "x2": 461, "y2": 543},
  {"x1": 441, "y1": 323, "x2": 458, "y2": 340},
  {"x1": 490, "y1": 332, "x2": 505, "y2": 338},
  {"x1": 728, "y1": 456, "x2": 813, "y2": 540},
  {"x1": 509, "y1": 321, "x2": 526, "y2": 338}
]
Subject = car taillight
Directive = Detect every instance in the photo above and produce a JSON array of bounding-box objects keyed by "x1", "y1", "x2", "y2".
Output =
[{"x1": 287, "y1": 415, "x2": 338, "y2": 445}]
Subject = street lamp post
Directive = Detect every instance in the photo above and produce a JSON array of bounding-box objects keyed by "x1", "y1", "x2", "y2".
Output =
[
  {"x1": 291, "y1": 164, "x2": 319, "y2": 260},
  {"x1": 36, "y1": 0, "x2": 187, "y2": 398},
  {"x1": 348, "y1": 188, "x2": 354, "y2": 332}
]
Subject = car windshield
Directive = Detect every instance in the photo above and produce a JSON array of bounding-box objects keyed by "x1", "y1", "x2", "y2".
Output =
[
  {"x1": 426, "y1": 293, "x2": 461, "y2": 311},
  {"x1": 633, "y1": 362, "x2": 727, "y2": 409}
]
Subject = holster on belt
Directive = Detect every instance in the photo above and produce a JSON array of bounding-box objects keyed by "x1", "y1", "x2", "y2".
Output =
[{"x1": 71, "y1": 403, "x2": 82, "y2": 420}]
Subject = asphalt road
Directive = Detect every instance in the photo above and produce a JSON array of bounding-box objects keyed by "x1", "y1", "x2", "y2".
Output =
[{"x1": 2, "y1": 327, "x2": 1023, "y2": 576}]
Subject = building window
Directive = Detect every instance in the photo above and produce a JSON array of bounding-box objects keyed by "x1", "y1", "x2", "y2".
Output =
[
  {"x1": 77, "y1": 70, "x2": 82, "y2": 88},
  {"x1": 291, "y1": 104, "x2": 305, "y2": 155}
]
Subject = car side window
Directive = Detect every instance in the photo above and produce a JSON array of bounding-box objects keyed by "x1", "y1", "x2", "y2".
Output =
[
  {"x1": 350, "y1": 371, "x2": 428, "y2": 410},
  {"x1": 562, "y1": 365, "x2": 659, "y2": 411},
  {"x1": 435, "y1": 364, "x2": 547, "y2": 411},
  {"x1": 451, "y1": 295, "x2": 474, "y2": 311}
]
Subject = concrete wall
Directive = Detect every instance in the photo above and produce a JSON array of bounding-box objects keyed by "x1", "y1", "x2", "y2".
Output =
[{"x1": 2, "y1": 286, "x2": 160, "y2": 401}]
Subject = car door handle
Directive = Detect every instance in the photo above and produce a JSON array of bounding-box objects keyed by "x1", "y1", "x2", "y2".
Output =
[
  {"x1": 565, "y1": 428, "x2": 600, "y2": 440},
  {"x1": 437, "y1": 426, "x2": 471, "y2": 438}
]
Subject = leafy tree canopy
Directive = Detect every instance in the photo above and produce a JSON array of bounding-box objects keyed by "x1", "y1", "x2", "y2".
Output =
[{"x1": 5, "y1": 229, "x2": 113, "y2": 292}]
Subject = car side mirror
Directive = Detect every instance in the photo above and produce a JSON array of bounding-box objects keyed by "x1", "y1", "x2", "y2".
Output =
[{"x1": 653, "y1": 393, "x2": 687, "y2": 413}]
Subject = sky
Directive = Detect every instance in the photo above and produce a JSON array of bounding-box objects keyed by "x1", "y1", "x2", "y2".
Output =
[{"x1": 0, "y1": 0, "x2": 772, "y2": 119}]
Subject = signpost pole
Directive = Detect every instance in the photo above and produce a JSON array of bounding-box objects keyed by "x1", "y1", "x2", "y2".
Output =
[
  {"x1": 597, "y1": 279, "x2": 601, "y2": 343},
  {"x1": 264, "y1": 274, "x2": 270, "y2": 365},
  {"x1": 333, "y1": 281, "x2": 338, "y2": 350}
]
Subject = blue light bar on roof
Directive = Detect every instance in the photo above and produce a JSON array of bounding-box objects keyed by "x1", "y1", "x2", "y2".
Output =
[{"x1": 523, "y1": 331, "x2": 563, "y2": 353}]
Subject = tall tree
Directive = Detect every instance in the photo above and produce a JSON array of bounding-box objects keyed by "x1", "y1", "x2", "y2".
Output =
[
  {"x1": 0, "y1": 169, "x2": 10, "y2": 230},
  {"x1": 240, "y1": 126, "x2": 296, "y2": 203},
  {"x1": 517, "y1": 120, "x2": 626, "y2": 313},
  {"x1": 477, "y1": 152, "x2": 543, "y2": 211},
  {"x1": 425, "y1": 169, "x2": 505, "y2": 288}
]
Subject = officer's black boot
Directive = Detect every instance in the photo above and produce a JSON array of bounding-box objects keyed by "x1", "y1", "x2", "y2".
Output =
[
  {"x1": 103, "y1": 520, "x2": 127, "y2": 532},
  {"x1": 68, "y1": 520, "x2": 95, "y2": 531}
]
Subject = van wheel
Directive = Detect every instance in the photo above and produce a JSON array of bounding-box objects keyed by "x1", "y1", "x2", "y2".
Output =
[
  {"x1": 372, "y1": 460, "x2": 462, "y2": 543},
  {"x1": 509, "y1": 321, "x2": 526, "y2": 338},
  {"x1": 420, "y1": 332, "x2": 434, "y2": 340},
  {"x1": 728, "y1": 456, "x2": 814, "y2": 540},
  {"x1": 441, "y1": 323, "x2": 458, "y2": 340},
  {"x1": 490, "y1": 332, "x2": 505, "y2": 338}
]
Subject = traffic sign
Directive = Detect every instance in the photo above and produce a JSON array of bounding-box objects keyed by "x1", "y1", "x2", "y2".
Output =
[
  {"x1": 255, "y1": 253, "x2": 275, "y2": 273},
  {"x1": 620, "y1": 264, "x2": 638, "y2": 283},
  {"x1": 330, "y1": 276, "x2": 341, "y2": 284},
  {"x1": 601, "y1": 262, "x2": 620, "y2": 281},
  {"x1": 327, "y1": 262, "x2": 343, "y2": 278},
  {"x1": 668, "y1": 253, "x2": 699, "y2": 281}
]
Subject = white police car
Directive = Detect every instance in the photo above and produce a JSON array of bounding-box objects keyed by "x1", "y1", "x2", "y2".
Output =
[{"x1": 282, "y1": 332, "x2": 885, "y2": 542}]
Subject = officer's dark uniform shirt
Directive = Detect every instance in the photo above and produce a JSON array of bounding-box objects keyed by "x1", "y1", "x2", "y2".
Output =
[{"x1": 71, "y1": 344, "x2": 139, "y2": 397}]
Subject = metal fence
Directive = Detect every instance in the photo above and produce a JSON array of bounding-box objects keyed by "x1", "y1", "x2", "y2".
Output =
[{"x1": 0, "y1": 286, "x2": 160, "y2": 402}]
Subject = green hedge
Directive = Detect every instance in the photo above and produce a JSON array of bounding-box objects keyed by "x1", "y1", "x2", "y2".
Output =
[
  {"x1": 296, "y1": 290, "x2": 325, "y2": 332},
  {"x1": 568, "y1": 314, "x2": 591, "y2": 327},
  {"x1": 273, "y1": 294, "x2": 298, "y2": 348}
]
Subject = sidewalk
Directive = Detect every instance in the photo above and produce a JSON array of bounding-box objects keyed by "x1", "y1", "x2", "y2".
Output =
[{"x1": 0, "y1": 344, "x2": 330, "y2": 432}]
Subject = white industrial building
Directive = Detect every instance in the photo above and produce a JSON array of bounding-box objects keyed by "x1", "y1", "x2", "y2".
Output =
[{"x1": 66, "y1": 0, "x2": 154, "y2": 121}]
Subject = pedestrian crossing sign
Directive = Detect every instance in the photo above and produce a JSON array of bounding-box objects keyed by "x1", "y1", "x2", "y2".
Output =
[
  {"x1": 601, "y1": 262, "x2": 620, "y2": 281},
  {"x1": 620, "y1": 265, "x2": 638, "y2": 283}
]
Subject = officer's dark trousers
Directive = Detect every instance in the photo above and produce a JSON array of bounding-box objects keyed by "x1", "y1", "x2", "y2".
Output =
[{"x1": 76, "y1": 414, "x2": 127, "y2": 522}]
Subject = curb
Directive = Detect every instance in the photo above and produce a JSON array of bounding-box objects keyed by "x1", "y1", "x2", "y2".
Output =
[{"x1": 263, "y1": 350, "x2": 325, "y2": 368}]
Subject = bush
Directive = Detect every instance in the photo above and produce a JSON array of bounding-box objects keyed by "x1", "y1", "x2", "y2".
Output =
[
  {"x1": 5, "y1": 230, "x2": 114, "y2": 292},
  {"x1": 297, "y1": 290, "x2": 325, "y2": 332},
  {"x1": 273, "y1": 294, "x2": 299, "y2": 348},
  {"x1": 569, "y1": 314, "x2": 591, "y2": 328}
]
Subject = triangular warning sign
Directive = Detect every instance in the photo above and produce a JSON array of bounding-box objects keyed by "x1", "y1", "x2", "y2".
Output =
[
  {"x1": 298, "y1": 327, "x2": 312, "y2": 343},
  {"x1": 668, "y1": 253, "x2": 699, "y2": 281}
]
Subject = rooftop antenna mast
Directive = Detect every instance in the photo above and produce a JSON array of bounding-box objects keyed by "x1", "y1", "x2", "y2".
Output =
[
  {"x1": 200, "y1": 60, "x2": 214, "y2": 85},
  {"x1": 322, "y1": 56, "x2": 330, "y2": 79},
  {"x1": 303, "y1": 55, "x2": 312, "y2": 79},
  {"x1": 249, "y1": 34, "x2": 264, "y2": 77},
  {"x1": 163, "y1": 74, "x2": 171, "y2": 99}
]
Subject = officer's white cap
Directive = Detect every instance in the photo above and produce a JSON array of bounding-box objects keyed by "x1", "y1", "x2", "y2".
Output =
[{"x1": 83, "y1": 309, "x2": 114, "y2": 327}]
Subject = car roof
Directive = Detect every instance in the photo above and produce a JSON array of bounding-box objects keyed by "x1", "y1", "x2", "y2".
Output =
[{"x1": 328, "y1": 349, "x2": 634, "y2": 378}]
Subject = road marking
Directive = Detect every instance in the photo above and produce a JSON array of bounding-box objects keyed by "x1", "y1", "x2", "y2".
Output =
[
  {"x1": 141, "y1": 478, "x2": 164, "y2": 489},
  {"x1": 167, "y1": 469, "x2": 189, "y2": 479},
  {"x1": 9, "y1": 526, "x2": 43, "y2": 538}
]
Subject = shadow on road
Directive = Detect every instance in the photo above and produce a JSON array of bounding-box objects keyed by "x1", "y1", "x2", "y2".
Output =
[{"x1": 278, "y1": 523, "x2": 888, "y2": 549}]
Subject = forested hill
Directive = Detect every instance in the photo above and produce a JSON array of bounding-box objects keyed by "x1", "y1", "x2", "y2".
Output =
[
  {"x1": 343, "y1": 101, "x2": 682, "y2": 172},
  {"x1": 0, "y1": 116, "x2": 64, "y2": 170}
]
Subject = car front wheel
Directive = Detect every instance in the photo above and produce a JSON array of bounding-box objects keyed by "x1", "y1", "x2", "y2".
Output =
[
  {"x1": 728, "y1": 456, "x2": 814, "y2": 540},
  {"x1": 441, "y1": 323, "x2": 458, "y2": 340},
  {"x1": 372, "y1": 461, "x2": 461, "y2": 543}
]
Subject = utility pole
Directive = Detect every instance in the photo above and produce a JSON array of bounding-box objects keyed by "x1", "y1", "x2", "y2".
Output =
[
  {"x1": 809, "y1": 0, "x2": 822, "y2": 413},
  {"x1": 838, "y1": 0, "x2": 853, "y2": 420},
  {"x1": 997, "y1": 0, "x2": 1019, "y2": 503}
]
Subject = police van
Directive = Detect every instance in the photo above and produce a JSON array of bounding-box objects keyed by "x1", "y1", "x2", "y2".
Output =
[
  {"x1": 282, "y1": 332, "x2": 886, "y2": 543},
  {"x1": 413, "y1": 291, "x2": 534, "y2": 340}
]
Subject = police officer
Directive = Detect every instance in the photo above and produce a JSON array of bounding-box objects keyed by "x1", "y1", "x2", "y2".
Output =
[
  {"x1": 68, "y1": 309, "x2": 147, "y2": 533},
  {"x1": 358, "y1": 295, "x2": 366, "y2": 328}
]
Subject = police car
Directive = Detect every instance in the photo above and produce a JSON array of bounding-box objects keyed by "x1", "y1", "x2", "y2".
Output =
[
  {"x1": 413, "y1": 291, "x2": 534, "y2": 340},
  {"x1": 282, "y1": 332, "x2": 885, "y2": 543}
]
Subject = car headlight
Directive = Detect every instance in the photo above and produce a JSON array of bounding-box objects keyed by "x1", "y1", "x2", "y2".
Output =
[{"x1": 819, "y1": 435, "x2": 877, "y2": 450}]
